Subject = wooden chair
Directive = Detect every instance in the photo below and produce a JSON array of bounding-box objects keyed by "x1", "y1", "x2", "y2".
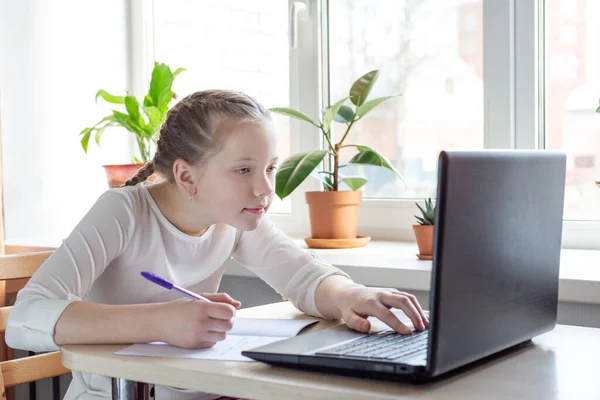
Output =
[
  {"x1": 0, "y1": 306, "x2": 70, "y2": 398},
  {"x1": 0, "y1": 247, "x2": 70, "y2": 400}
]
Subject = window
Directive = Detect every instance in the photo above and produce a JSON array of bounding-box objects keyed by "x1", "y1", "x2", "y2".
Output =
[
  {"x1": 544, "y1": 0, "x2": 600, "y2": 221},
  {"x1": 328, "y1": 0, "x2": 484, "y2": 200},
  {"x1": 151, "y1": 0, "x2": 292, "y2": 214},
  {"x1": 136, "y1": 0, "x2": 600, "y2": 248},
  {"x1": 559, "y1": 0, "x2": 578, "y2": 19},
  {"x1": 559, "y1": 25, "x2": 577, "y2": 45}
]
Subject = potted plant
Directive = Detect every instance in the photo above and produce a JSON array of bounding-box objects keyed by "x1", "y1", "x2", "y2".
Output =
[
  {"x1": 413, "y1": 198, "x2": 435, "y2": 260},
  {"x1": 269, "y1": 70, "x2": 405, "y2": 248},
  {"x1": 79, "y1": 62, "x2": 185, "y2": 188}
]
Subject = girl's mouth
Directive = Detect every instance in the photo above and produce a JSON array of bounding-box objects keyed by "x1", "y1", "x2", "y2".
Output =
[{"x1": 243, "y1": 207, "x2": 265, "y2": 215}]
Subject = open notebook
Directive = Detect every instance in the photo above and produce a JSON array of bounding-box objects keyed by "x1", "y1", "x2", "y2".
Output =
[{"x1": 115, "y1": 317, "x2": 319, "y2": 362}]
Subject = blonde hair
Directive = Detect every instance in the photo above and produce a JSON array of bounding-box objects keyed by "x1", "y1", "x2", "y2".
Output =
[{"x1": 124, "y1": 89, "x2": 270, "y2": 186}]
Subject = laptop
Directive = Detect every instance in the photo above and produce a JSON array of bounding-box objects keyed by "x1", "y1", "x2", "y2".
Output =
[{"x1": 242, "y1": 150, "x2": 567, "y2": 382}]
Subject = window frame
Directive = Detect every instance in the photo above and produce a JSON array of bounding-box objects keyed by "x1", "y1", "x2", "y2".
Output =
[{"x1": 137, "y1": 0, "x2": 600, "y2": 250}]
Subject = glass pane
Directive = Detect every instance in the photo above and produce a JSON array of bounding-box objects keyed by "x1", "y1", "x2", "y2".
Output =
[
  {"x1": 544, "y1": 0, "x2": 600, "y2": 220},
  {"x1": 153, "y1": 0, "x2": 291, "y2": 213},
  {"x1": 329, "y1": 0, "x2": 484, "y2": 199}
]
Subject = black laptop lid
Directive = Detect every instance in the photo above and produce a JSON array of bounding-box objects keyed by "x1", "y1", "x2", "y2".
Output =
[{"x1": 428, "y1": 150, "x2": 566, "y2": 377}]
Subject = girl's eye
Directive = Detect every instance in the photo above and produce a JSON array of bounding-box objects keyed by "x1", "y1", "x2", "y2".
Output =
[
  {"x1": 235, "y1": 168, "x2": 250, "y2": 174},
  {"x1": 267, "y1": 165, "x2": 278, "y2": 173}
]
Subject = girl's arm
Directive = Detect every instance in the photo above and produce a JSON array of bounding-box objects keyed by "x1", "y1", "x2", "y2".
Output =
[
  {"x1": 232, "y1": 216, "x2": 353, "y2": 318},
  {"x1": 53, "y1": 301, "x2": 164, "y2": 345},
  {"x1": 54, "y1": 296, "x2": 239, "y2": 348},
  {"x1": 7, "y1": 190, "x2": 238, "y2": 351},
  {"x1": 6, "y1": 190, "x2": 135, "y2": 352},
  {"x1": 233, "y1": 217, "x2": 427, "y2": 334}
]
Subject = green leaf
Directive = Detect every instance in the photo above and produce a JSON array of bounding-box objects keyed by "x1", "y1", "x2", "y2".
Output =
[
  {"x1": 597, "y1": 105, "x2": 600, "y2": 113},
  {"x1": 356, "y1": 96, "x2": 396, "y2": 118},
  {"x1": 95, "y1": 89, "x2": 125, "y2": 104},
  {"x1": 347, "y1": 145, "x2": 406, "y2": 185},
  {"x1": 310, "y1": 170, "x2": 333, "y2": 191},
  {"x1": 323, "y1": 97, "x2": 349, "y2": 134},
  {"x1": 415, "y1": 216, "x2": 432, "y2": 226},
  {"x1": 173, "y1": 67, "x2": 186, "y2": 78},
  {"x1": 269, "y1": 107, "x2": 319, "y2": 127},
  {"x1": 415, "y1": 198, "x2": 435, "y2": 224},
  {"x1": 323, "y1": 175, "x2": 334, "y2": 191},
  {"x1": 149, "y1": 62, "x2": 174, "y2": 113},
  {"x1": 416, "y1": 203, "x2": 428, "y2": 217},
  {"x1": 350, "y1": 70, "x2": 380, "y2": 106},
  {"x1": 125, "y1": 95, "x2": 141, "y2": 124},
  {"x1": 133, "y1": 156, "x2": 143, "y2": 164},
  {"x1": 144, "y1": 106, "x2": 163, "y2": 132},
  {"x1": 276, "y1": 150, "x2": 328, "y2": 199},
  {"x1": 143, "y1": 94, "x2": 154, "y2": 108},
  {"x1": 335, "y1": 105, "x2": 355, "y2": 123},
  {"x1": 80, "y1": 128, "x2": 92, "y2": 153},
  {"x1": 93, "y1": 121, "x2": 118, "y2": 146},
  {"x1": 341, "y1": 176, "x2": 368, "y2": 191},
  {"x1": 112, "y1": 111, "x2": 138, "y2": 134}
]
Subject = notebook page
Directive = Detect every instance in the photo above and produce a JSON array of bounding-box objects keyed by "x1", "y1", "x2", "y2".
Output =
[
  {"x1": 115, "y1": 318, "x2": 319, "y2": 361},
  {"x1": 115, "y1": 336, "x2": 286, "y2": 362},
  {"x1": 229, "y1": 317, "x2": 318, "y2": 337}
]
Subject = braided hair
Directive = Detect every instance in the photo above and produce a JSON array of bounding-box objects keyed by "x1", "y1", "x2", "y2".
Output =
[{"x1": 123, "y1": 89, "x2": 270, "y2": 187}]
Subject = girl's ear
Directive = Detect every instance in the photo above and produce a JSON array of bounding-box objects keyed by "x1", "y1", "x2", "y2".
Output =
[{"x1": 173, "y1": 159, "x2": 198, "y2": 196}]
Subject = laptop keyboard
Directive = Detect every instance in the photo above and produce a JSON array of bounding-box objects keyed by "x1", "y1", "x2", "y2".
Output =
[{"x1": 316, "y1": 329, "x2": 428, "y2": 360}]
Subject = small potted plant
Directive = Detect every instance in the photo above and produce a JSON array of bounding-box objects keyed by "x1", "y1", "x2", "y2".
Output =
[
  {"x1": 270, "y1": 70, "x2": 405, "y2": 249},
  {"x1": 79, "y1": 62, "x2": 185, "y2": 188},
  {"x1": 413, "y1": 198, "x2": 435, "y2": 260}
]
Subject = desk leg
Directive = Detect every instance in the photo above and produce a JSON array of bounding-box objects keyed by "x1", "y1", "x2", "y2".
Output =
[{"x1": 111, "y1": 378, "x2": 155, "y2": 399}]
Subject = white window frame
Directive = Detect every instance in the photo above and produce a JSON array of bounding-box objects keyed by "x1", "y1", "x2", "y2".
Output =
[{"x1": 135, "y1": 0, "x2": 600, "y2": 250}]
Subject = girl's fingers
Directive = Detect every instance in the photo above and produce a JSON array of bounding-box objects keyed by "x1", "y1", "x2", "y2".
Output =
[
  {"x1": 205, "y1": 302, "x2": 237, "y2": 320},
  {"x1": 206, "y1": 317, "x2": 235, "y2": 333},
  {"x1": 202, "y1": 293, "x2": 242, "y2": 308},
  {"x1": 379, "y1": 293, "x2": 425, "y2": 331},
  {"x1": 392, "y1": 291, "x2": 429, "y2": 328},
  {"x1": 202, "y1": 331, "x2": 227, "y2": 344},
  {"x1": 358, "y1": 300, "x2": 412, "y2": 334},
  {"x1": 343, "y1": 309, "x2": 371, "y2": 333}
]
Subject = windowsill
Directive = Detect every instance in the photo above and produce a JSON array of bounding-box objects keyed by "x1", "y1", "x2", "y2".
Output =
[{"x1": 224, "y1": 239, "x2": 600, "y2": 305}]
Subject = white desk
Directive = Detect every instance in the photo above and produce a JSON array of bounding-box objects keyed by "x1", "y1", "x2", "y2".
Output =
[{"x1": 62, "y1": 302, "x2": 600, "y2": 400}]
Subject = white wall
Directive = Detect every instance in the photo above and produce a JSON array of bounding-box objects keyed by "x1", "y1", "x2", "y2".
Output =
[{"x1": 0, "y1": 0, "x2": 132, "y2": 245}]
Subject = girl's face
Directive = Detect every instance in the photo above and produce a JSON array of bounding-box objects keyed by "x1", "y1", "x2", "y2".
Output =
[{"x1": 193, "y1": 119, "x2": 279, "y2": 231}]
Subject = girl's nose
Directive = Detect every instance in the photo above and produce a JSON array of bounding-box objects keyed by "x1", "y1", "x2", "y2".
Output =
[{"x1": 254, "y1": 174, "x2": 274, "y2": 197}]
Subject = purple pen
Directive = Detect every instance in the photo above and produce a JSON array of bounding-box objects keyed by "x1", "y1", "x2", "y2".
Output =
[{"x1": 141, "y1": 271, "x2": 211, "y2": 302}]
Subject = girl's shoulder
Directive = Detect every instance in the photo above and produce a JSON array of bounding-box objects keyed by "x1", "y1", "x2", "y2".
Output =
[{"x1": 91, "y1": 185, "x2": 148, "y2": 219}]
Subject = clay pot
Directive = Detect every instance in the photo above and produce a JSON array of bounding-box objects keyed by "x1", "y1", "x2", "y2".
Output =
[
  {"x1": 305, "y1": 191, "x2": 362, "y2": 239},
  {"x1": 413, "y1": 224, "x2": 434, "y2": 256}
]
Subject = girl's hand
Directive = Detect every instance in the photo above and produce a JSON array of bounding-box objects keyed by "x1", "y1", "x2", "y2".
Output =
[
  {"x1": 335, "y1": 287, "x2": 429, "y2": 334},
  {"x1": 157, "y1": 293, "x2": 241, "y2": 349}
]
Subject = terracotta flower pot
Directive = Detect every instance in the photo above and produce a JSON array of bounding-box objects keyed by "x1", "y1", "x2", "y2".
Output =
[
  {"x1": 305, "y1": 191, "x2": 362, "y2": 239},
  {"x1": 103, "y1": 164, "x2": 159, "y2": 189},
  {"x1": 413, "y1": 224, "x2": 434, "y2": 256}
]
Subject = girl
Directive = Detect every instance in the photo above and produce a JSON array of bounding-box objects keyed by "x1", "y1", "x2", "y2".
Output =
[{"x1": 6, "y1": 90, "x2": 428, "y2": 400}]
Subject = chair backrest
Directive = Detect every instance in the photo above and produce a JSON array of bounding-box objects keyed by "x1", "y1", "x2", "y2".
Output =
[
  {"x1": 0, "y1": 248, "x2": 70, "y2": 393},
  {"x1": 0, "y1": 250, "x2": 54, "y2": 281},
  {"x1": 0, "y1": 306, "x2": 70, "y2": 390}
]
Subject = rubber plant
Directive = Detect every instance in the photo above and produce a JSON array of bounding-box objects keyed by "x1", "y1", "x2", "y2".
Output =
[
  {"x1": 270, "y1": 69, "x2": 404, "y2": 199},
  {"x1": 269, "y1": 69, "x2": 405, "y2": 246}
]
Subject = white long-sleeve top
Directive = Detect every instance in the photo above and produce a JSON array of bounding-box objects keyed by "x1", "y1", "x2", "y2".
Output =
[{"x1": 6, "y1": 183, "x2": 349, "y2": 399}]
